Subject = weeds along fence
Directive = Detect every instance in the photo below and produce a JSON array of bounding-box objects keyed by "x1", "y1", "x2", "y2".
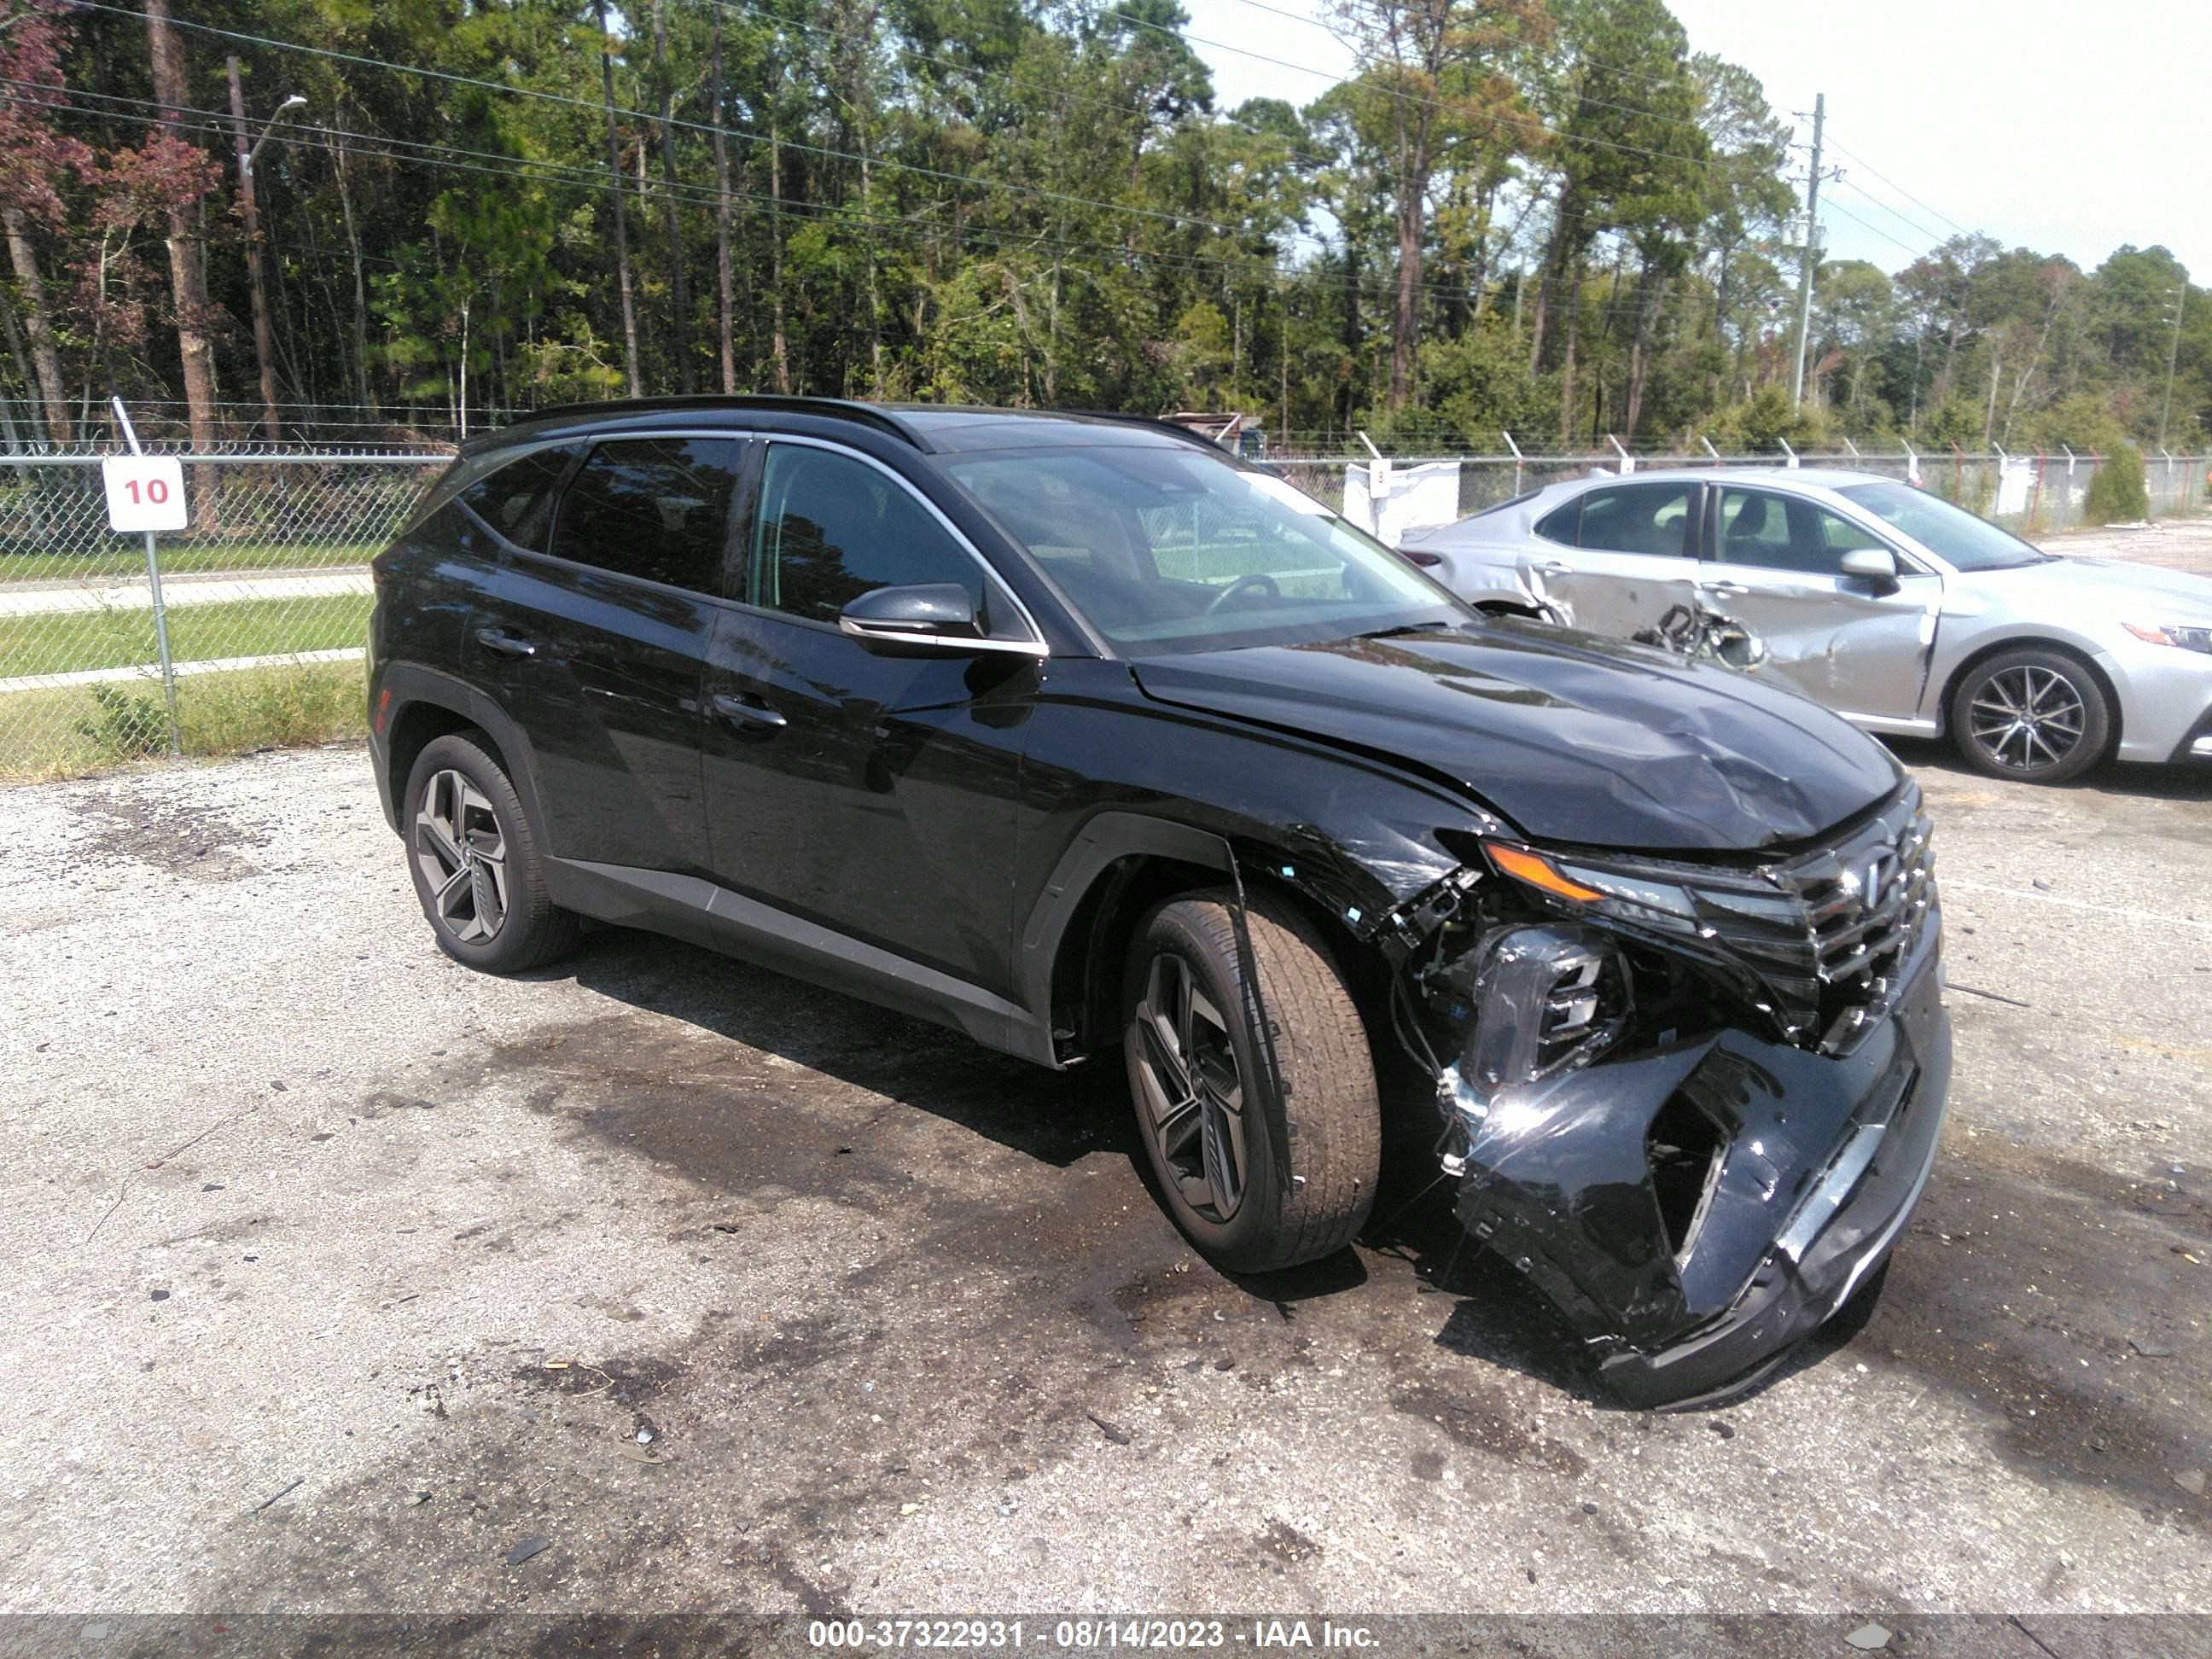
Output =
[
  {"x1": 0, "y1": 447, "x2": 449, "y2": 778},
  {"x1": 0, "y1": 441, "x2": 2204, "y2": 779}
]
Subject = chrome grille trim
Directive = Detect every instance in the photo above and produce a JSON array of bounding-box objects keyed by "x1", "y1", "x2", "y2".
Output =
[{"x1": 1685, "y1": 786, "x2": 1936, "y2": 1053}]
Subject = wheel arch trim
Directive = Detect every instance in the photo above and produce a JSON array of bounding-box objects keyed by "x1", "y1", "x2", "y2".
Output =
[{"x1": 374, "y1": 662, "x2": 555, "y2": 848}]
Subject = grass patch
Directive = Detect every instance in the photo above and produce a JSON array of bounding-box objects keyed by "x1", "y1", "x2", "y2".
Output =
[
  {"x1": 0, "y1": 592, "x2": 372, "y2": 678},
  {"x1": 0, "y1": 658, "x2": 368, "y2": 780},
  {"x1": 0, "y1": 540, "x2": 387, "y2": 584}
]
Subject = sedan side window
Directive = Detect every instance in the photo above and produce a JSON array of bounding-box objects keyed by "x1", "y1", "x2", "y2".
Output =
[
  {"x1": 754, "y1": 444, "x2": 1005, "y2": 631},
  {"x1": 546, "y1": 436, "x2": 746, "y2": 595},
  {"x1": 1549, "y1": 483, "x2": 1695, "y2": 556},
  {"x1": 1715, "y1": 488, "x2": 1888, "y2": 577}
]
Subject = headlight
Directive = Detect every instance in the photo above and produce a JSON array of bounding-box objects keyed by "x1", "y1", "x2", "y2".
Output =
[{"x1": 2123, "y1": 622, "x2": 2212, "y2": 655}]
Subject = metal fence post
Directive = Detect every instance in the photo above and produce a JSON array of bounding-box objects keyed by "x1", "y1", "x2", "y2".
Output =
[{"x1": 111, "y1": 397, "x2": 183, "y2": 757}]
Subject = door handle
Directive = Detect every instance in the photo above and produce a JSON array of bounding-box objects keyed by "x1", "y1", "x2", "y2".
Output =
[
  {"x1": 474, "y1": 627, "x2": 538, "y2": 658},
  {"x1": 1697, "y1": 579, "x2": 1749, "y2": 598},
  {"x1": 712, "y1": 691, "x2": 788, "y2": 732},
  {"x1": 1535, "y1": 559, "x2": 1573, "y2": 576}
]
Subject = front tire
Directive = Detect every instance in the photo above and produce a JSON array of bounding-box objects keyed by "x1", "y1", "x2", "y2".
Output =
[
  {"x1": 403, "y1": 731, "x2": 579, "y2": 973},
  {"x1": 1121, "y1": 890, "x2": 1381, "y2": 1273},
  {"x1": 1949, "y1": 647, "x2": 2111, "y2": 784}
]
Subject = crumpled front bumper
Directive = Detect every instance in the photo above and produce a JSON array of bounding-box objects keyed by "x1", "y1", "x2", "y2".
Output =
[{"x1": 1447, "y1": 928, "x2": 1951, "y2": 1409}]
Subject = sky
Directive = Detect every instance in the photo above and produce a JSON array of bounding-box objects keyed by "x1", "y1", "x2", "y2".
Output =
[{"x1": 1177, "y1": 0, "x2": 2212, "y2": 282}]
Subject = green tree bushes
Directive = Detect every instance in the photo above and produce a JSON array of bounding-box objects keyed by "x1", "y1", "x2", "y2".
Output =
[{"x1": 2084, "y1": 441, "x2": 2151, "y2": 523}]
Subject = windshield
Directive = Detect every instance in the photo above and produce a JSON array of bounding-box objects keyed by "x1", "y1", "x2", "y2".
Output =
[
  {"x1": 942, "y1": 445, "x2": 1461, "y2": 655},
  {"x1": 1836, "y1": 480, "x2": 2051, "y2": 571}
]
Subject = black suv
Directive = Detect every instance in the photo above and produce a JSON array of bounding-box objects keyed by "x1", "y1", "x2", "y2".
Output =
[{"x1": 368, "y1": 398, "x2": 1951, "y2": 1407}]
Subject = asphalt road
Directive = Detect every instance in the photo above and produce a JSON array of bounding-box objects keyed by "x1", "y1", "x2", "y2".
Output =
[{"x1": 2, "y1": 739, "x2": 2208, "y2": 1630}]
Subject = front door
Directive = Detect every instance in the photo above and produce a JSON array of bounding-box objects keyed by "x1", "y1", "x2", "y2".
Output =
[
  {"x1": 1524, "y1": 479, "x2": 1703, "y2": 637},
  {"x1": 1703, "y1": 485, "x2": 1941, "y2": 723},
  {"x1": 463, "y1": 434, "x2": 746, "y2": 872},
  {"x1": 701, "y1": 439, "x2": 1041, "y2": 994}
]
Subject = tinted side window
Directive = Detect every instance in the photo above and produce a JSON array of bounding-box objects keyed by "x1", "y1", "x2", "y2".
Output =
[
  {"x1": 1715, "y1": 489, "x2": 1886, "y2": 576},
  {"x1": 754, "y1": 445, "x2": 986, "y2": 626},
  {"x1": 1574, "y1": 483, "x2": 1694, "y2": 556},
  {"x1": 457, "y1": 445, "x2": 574, "y2": 551},
  {"x1": 547, "y1": 437, "x2": 744, "y2": 594}
]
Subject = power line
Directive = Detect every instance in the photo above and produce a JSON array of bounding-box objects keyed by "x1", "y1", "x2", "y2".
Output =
[
  {"x1": 60, "y1": 0, "x2": 1332, "y2": 252},
  {"x1": 1821, "y1": 132, "x2": 1976, "y2": 240},
  {"x1": 49, "y1": 90, "x2": 1703, "y2": 319},
  {"x1": 1821, "y1": 188, "x2": 1936, "y2": 260},
  {"x1": 696, "y1": 0, "x2": 1318, "y2": 155},
  {"x1": 1825, "y1": 176, "x2": 1945, "y2": 251}
]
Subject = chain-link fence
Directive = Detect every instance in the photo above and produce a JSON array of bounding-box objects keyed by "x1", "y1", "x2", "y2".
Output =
[
  {"x1": 0, "y1": 449, "x2": 450, "y2": 778},
  {"x1": 1267, "y1": 448, "x2": 2212, "y2": 534},
  {"x1": 0, "y1": 439, "x2": 2204, "y2": 780}
]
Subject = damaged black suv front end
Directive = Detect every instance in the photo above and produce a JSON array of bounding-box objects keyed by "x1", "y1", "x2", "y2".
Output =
[{"x1": 1399, "y1": 783, "x2": 1949, "y2": 1407}]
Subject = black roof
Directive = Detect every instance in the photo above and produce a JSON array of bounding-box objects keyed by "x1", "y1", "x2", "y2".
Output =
[{"x1": 470, "y1": 395, "x2": 1220, "y2": 457}]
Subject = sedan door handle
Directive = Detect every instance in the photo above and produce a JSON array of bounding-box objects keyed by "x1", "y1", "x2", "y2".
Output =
[
  {"x1": 712, "y1": 691, "x2": 788, "y2": 732},
  {"x1": 1697, "y1": 579, "x2": 1750, "y2": 598},
  {"x1": 474, "y1": 627, "x2": 538, "y2": 658},
  {"x1": 1535, "y1": 559, "x2": 1573, "y2": 576}
]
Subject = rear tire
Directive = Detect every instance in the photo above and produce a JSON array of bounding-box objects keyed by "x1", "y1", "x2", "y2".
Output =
[
  {"x1": 1948, "y1": 647, "x2": 2110, "y2": 784},
  {"x1": 1121, "y1": 889, "x2": 1381, "y2": 1273},
  {"x1": 402, "y1": 731, "x2": 580, "y2": 974}
]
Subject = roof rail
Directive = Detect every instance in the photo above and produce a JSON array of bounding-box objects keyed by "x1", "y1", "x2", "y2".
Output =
[
  {"x1": 475, "y1": 394, "x2": 924, "y2": 451},
  {"x1": 1058, "y1": 410, "x2": 1234, "y2": 453}
]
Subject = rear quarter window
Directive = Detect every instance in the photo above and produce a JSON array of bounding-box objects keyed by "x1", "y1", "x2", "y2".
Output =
[
  {"x1": 457, "y1": 445, "x2": 577, "y2": 553},
  {"x1": 1535, "y1": 499, "x2": 1580, "y2": 544}
]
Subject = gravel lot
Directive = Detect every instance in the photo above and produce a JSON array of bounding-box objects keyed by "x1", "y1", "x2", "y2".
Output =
[{"x1": 3, "y1": 705, "x2": 2209, "y2": 1629}]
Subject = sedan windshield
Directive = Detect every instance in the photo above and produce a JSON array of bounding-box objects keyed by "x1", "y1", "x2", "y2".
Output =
[
  {"x1": 943, "y1": 445, "x2": 1460, "y2": 655},
  {"x1": 1836, "y1": 480, "x2": 2051, "y2": 571}
]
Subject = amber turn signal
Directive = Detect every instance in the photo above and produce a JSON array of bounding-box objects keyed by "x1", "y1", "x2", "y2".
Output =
[{"x1": 1482, "y1": 841, "x2": 1604, "y2": 903}]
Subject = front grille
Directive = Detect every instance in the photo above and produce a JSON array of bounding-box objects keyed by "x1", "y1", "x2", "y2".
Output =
[{"x1": 1685, "y1": 787, "x2": 1936, "y2": 1053}]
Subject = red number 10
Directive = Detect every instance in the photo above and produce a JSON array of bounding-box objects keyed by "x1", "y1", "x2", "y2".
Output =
[{"x1": 124, "y1": 478, "x2": 170, "y2": 504}]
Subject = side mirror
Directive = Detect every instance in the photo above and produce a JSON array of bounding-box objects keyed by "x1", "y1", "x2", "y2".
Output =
[
  {"x1": 1839, "y1": 548, "x2": 1899, "y2": 585},
  {"x1": 838, "y1": 583, "x2": 986, "y2": 652}
]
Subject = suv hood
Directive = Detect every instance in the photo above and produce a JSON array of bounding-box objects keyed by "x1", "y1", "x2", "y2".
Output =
[{"x1": 1130, "y1": 625, "x2": 1901, "y2": 852}]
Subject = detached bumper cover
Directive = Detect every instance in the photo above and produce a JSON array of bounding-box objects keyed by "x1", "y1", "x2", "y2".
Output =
[{"x1": 1451, "y1": 930, "x2": 1950, "y2": 1409}]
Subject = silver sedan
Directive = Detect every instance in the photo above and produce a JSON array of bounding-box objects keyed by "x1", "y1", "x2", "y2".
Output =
[{"x1": 1399, "y1": 467, "x2": 2212, "y2": 783}]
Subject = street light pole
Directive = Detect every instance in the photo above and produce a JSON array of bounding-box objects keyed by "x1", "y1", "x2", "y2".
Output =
[
  {"x1": 225, "y1": 59, "x2": 305, "y2": 445},
  {"x1": 2158, "y1": 280, "x2": 2187, "y2": 450}
]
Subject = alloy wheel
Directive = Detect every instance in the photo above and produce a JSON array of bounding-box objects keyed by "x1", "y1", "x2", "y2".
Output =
[
  {"x1": 415, "y1": 769, "x2": 509, "y2": 944},
  {"x1": 1132, "y1": 952, "x2": 1249, "y2": 1222},
  {"x1": 1968, "y1": 664, "x2": 2087, "y2": 773}
]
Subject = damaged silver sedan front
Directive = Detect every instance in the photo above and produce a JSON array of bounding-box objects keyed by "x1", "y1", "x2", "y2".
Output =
[{"x1": 1382, "y1": 783, "x2": 1950, "y2": 1407}]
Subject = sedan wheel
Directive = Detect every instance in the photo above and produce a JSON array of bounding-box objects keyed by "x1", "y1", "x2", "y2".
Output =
[{"x1": 1950, "y1": 648, "x2": 2111, "y2": 784}]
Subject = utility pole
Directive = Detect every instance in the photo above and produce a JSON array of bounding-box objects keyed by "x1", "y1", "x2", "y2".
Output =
[
  {"x1": 2158, "y1": 280, "x2": 2187, "y2": 448},
  {"x1": 226, "y1": 59, "x2": 305, "y2": 445},
  {"x1": 1789, "y1": 93, "x2": 1827, "y2": 410}
]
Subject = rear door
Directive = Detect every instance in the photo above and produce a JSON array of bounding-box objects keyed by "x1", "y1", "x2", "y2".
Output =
[
  {"x1": 1525, "y1": 480, "x2": 1702, "y2": 637},
  {"x1": 1702, "y1": 485, "x2": 1940, "y2": 722},
  {"x1": 462, "y1": 434, "x2": 747, "y2": 872},
  {"x1": 700, "y1": 437, "x2": 1044, "y2": 992}
]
